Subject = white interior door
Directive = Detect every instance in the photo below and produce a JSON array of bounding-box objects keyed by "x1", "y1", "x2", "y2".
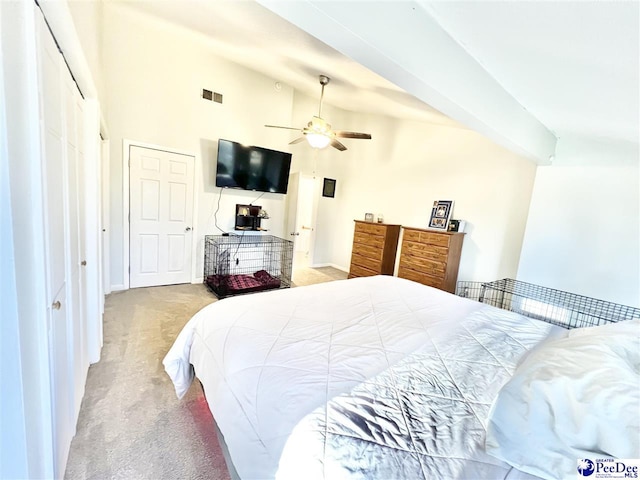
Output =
[
  {"x1": 129, "y1": 145, "x2": 194, "y2": 288},
  {"x1": 296, "y1": 176, "x2": 315, "y2": 255},
  {"x1": 286, "y1": 171, "x2": 301, "y2": 247},
  {"x1": 285, "y1": 172, "x2": 317, "y2": 268}
]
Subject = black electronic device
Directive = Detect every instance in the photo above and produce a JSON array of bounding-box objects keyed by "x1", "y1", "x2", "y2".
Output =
[{"x1": 215, "y1": 139, "x2": 292, "y2": 194}]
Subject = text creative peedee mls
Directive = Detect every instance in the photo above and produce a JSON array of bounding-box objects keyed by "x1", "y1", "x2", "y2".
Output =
[{"x1": 577, "y1": 459, "x2": 640, "y2": 479}]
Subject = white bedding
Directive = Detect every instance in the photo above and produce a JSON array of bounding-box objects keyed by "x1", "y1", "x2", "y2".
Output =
[{"x1": 164, "y1": 275, "x2": 561, "y2": 479}]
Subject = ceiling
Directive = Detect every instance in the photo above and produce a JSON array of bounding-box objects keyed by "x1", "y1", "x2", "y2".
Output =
[{"x1": 113, "y1": 0, "x2": 640, "y2": 154}]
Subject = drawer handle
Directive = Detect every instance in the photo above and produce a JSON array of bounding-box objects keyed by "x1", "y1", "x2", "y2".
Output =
[{"x1": 52, "y1": 301, "x2": 61, "y2": 310}]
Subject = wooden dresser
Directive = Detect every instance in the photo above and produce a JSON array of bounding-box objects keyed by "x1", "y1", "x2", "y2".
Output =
[
  {"x1": 348, "y1": 220, "x2": 401, "y2": 278},
  {"x1": 397, "y1": 227, "x2": 465, "y2": 293}
]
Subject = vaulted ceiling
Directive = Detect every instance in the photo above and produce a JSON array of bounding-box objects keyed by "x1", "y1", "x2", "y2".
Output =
[{"x1": 112, "y1": 0, "x2": 639, "y2": 164}]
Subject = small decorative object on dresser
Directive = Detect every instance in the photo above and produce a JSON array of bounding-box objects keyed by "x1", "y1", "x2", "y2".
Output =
[
  {"x1": 364, "y1": 213, "x2": 374, "y2": 222},
  {"x1": 428, "y1": 200, "x2": 454, "y2": 230},
  {"x1": 447, "y1": 219, "x2": 466, "y2": 233},
  {"x1": 349, "y1": 220, "x2": 401, "y2": 278},
  {"x1": 397, "y1": 226, "x2": 464, "y2": 293}
]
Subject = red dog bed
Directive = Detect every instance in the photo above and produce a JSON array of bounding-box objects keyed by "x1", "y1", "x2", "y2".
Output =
[{"x1": 206, "y1": 270, "x2": 281, "y2": 297}]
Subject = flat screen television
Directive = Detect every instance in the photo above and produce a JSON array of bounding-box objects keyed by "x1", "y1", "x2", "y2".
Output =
[{"x1": 215, "y1": 139, "x2": 292, "y2": 194}]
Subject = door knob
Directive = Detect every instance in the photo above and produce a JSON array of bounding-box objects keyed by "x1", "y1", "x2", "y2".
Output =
[
  {"x1": 52, "y1": 301, "x2": 61, "y2": 310},
  {"x1": 81, "y1": 260, "x2": 87, "y2": 266},
  {"x1": 185, "y1": 227, "x2": 192, "y2": 232}
]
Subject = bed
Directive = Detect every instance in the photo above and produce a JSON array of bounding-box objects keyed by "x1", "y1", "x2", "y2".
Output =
[{"x1": 164, "y1": 275, "x2": 639, "y2": 480}]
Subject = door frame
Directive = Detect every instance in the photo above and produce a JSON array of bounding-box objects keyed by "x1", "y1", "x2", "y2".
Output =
[{"x1": 122, "y1": 139, "x2": 199, "y2": 290}]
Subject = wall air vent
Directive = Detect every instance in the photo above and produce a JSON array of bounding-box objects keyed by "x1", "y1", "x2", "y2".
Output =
[{"x1": 202, "y1": 89, "x2": 223, "y2": 104}]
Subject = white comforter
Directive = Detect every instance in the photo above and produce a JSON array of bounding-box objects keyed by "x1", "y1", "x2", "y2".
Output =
[{"x1": 164, "y1": 275, "x2": 559, "y2": 479}]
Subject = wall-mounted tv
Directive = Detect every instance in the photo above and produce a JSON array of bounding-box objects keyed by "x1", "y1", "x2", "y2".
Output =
[{"x1": 215, "y1": 139, "x2": 292, "y2": 194}]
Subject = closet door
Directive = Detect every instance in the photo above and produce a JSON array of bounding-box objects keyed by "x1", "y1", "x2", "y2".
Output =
[
  {"x1": 64, "y1": 73, "x2": 90, "y2": 423},
  {"x1": 37, "y1": 12, "x2": 73, "y2": 478}
]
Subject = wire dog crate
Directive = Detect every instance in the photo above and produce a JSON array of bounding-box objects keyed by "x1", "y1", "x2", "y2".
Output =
[
  {"x1": 204, "y1": 234, "x2": 293, "y2": 298},
  {"x1": 456, "y1": 278, "x2": 640, "y2": 329}
]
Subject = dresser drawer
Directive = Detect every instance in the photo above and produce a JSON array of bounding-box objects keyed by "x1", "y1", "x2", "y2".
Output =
[
  {"x1": 349, "y1": 263, "x2": 379, "y2": 278},
  {"x1": 399, "y1": 254, "x2": 446, "y2": 276},
  {"x1": 353, "y1": 231, "x2": 385, "y2": 248},
  {"x1": 401, "y1": 241, "x2": 448, "y2": 262},
  {"x1": 355, "y1": 222, "x2": 387, "y2": 236},
  {"x1": 397, "y1": 267, "x2": 443, "y2": 289},
  {"x1": 352, "y1": 242, "x2": 383, "y2": 261},
  {"x1": 351, "y1": 252, "x2": 382, "y2": 272},
  {"x1": 403, "y1": 229, "x2": 451, "y2": 248}
]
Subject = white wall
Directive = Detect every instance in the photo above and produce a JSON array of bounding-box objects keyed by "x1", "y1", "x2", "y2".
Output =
[
  {"x1": 68, "y1": 0, "x2": 104, "y2": 107},
  {"x1": 103, "y1": 4, "x2": 295, "y2": 288},
  {"x1": 0, "y1": 5, "x2": 29, "y2": 475},
  {"x1": 518, "y1": 137, "x2": 639, "y2": 307},
  {"x1": 99, "y1": 12, "x2": 538, "y2": 287},
  {"x1": 103, "y1": 2, "x2": 638, "y2": 307},
  {"x1": 1, "y1": 2, "x2": 56, "y2": 477},
  {"x1": 287, "y1": 91, "x2": 538, "y2": 281}
]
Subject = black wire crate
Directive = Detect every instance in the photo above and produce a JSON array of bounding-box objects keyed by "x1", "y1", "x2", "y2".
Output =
[
  {"x1": 204, "y1": 234, "x2": 293, "y2": 298},
  {"x1": 456, "y1": 278, "x2": 640, "y2": 329}
]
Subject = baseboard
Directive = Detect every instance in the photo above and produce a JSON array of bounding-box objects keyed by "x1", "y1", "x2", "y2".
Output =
[
  {"x1": 309, "y1": 262, "x2": 348, "y2": 272},
  {"x1": 110, "y1": 284, "x2": 126, "y2": 292}
]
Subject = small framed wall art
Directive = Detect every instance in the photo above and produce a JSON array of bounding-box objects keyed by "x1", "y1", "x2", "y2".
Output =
[
  {"x1": 322, "y1": 178, "x2": 336, "y2": 198},
  {"x1": 428, "y1": 200, "x2": 454, "y2": 230}
]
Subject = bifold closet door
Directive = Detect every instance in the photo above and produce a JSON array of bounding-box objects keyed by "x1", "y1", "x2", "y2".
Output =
[
  {"x1": 37, "y1": 11, "x2": 73, "y2": 478},
  {"x1": 37, "y1": 8, "x2": 93, "y2": 477},
  {"x1": 64, "y1": 70, "x2": 90, "y2": 423}
]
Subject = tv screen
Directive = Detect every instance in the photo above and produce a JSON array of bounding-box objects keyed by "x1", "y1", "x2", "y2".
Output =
[{"x1": 215, "y1": 139, "x2": 292, "y2": 194}]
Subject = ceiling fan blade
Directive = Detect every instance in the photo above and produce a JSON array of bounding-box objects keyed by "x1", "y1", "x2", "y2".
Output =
[
  {"x1": 265, "y1": 124, "x2": 302, "y2": 131},
  {"x1": 289, "y1": 136, "x2": 306, "y2": 145},
  {"x1": 333, "y1": 131, "x2": 372, "y2": 140},
  {"x1": 330, "y1": 138, "x2": 347, "y2": 151}
]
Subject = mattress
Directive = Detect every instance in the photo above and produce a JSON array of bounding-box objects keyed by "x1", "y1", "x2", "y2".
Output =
[{"x1": 164, "y1": 275, "x2": 560, "y2": 479}]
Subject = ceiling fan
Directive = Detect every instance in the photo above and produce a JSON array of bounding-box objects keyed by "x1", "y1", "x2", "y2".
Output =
[{"x1": 265, "y1": 75, "x2": 372, "y2": 151}]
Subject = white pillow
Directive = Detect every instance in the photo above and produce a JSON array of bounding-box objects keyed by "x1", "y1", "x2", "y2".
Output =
[{"x1": 485, "y1": 319, "x2": 640, "y2": 480}]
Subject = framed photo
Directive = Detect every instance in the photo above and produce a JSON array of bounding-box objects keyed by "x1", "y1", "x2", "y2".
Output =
[
  {"x1": 364, "y1": 213, "x2": 374, "y2": 222},
  {"x1": 428, "y1": 200, "x2": 454, "y2": 230},
  {"x1": 322, "y1": 178, "x2": 336, "y2": 198}
]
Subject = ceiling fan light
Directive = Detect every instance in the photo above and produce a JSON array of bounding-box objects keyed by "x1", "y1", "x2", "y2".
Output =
[{"x1": 306, "y1": 133, "x2": 331, "y2": 149}]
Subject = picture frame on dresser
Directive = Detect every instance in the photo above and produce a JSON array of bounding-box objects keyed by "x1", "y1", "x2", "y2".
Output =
[{"x1": 428, "y1": 200, "x2": 454, "y2": 230}]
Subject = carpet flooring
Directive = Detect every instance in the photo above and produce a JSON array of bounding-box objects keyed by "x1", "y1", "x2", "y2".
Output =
[{"x1": 64, "y1": 266, "x2": 347, "y2": 480}]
